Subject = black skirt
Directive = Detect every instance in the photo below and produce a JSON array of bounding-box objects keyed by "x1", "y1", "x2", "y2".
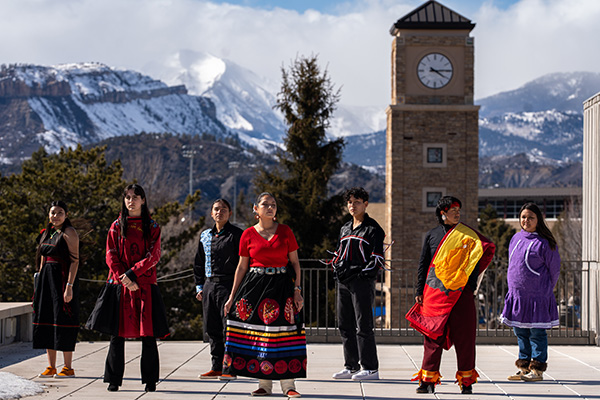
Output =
[
  {"x1": 223, "y1": 269, "x2": 307, "y2": 380},
  {"x1": 32, "y1": 262, "x2": 79, "y2": 351}
]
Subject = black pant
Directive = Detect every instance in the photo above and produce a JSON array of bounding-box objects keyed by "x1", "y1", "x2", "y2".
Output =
[
  {"x1": 104, "y1": 336, "x2": 159, "y2": 386},
  {"x1": 337, "y1": 277, "x2": 379, "y2": 371},
  {"x1": 203, "y1": 279, "x2": 233, "y2": 371}
]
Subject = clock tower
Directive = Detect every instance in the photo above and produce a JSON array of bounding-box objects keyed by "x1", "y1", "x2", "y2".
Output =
[{"x1": 384, "y1": 1, "x2": 479, "y2": 328}]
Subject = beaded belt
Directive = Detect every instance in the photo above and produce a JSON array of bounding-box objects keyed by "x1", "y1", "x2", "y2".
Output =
[{"x1": 249, "y1": 266, "x2": 287, "y2": 275}]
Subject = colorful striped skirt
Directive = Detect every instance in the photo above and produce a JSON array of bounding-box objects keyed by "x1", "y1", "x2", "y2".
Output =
[{"x1": 223, "y1": 268, "x2": 307, "y2": 380}]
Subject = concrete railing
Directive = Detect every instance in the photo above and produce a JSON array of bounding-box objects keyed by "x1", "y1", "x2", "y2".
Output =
[{"x1": 0, "y1": 302, "x2": 33, "y2": 346}]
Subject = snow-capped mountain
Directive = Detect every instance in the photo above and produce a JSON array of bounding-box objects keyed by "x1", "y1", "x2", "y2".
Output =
[
  {"x1": 0, "y1": 55, "x2": 387, "y2": 167},
  {"x1": 0, "y1": 62, "x2": 228, "y2": 164},
  {"x1": 343, "y1": 72, "x2": 599, "y2": 171},
  {"x1": 476, "y1": 72, "x2": 600, "y2": 165},
  {"x1": 0, "y1": 56, "x2": 595, "y2": 189},
  {"x1": 144, "y1": 50, "x2": 286, "y2": 152},
  {"x1": 479, "y1": 110, "x2": 583, "y2": 163},
  {"x1": 478, "y1": 72, "x2": 600, "y2": 118},
  {"x1": 144, "y1": 50, "x2": 386, "y2": 145}
]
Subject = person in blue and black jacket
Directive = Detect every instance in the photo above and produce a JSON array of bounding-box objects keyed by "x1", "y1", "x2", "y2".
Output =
[{"x1": 193, "y1": 199, "x2": 243, "y2": 380}]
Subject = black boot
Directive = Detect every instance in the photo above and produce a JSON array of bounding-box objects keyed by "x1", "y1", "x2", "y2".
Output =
[
  {"x1": 145, "y1": 382, "x2": 156, "y2": 392},
  {"x1": 107, "y1": 384, "x2": 119, "y2": 392},
  {"x1": 416, "y1": 382, "x2": 435, "y2": 393},
  {"x1": 461, "y1": 384, "x2": 473, "y2": 394}
]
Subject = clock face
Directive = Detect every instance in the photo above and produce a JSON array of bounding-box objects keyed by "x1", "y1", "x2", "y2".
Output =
[{"x1": 417, "y1": 53, "x2": 453, "y2": 89}]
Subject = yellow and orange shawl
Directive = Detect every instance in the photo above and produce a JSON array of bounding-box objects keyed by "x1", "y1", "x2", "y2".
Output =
[{"x1": 406, "y1": 223, "x2": 495, "y2": 344}]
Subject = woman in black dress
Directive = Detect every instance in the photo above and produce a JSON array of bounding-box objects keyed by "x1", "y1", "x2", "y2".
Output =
[{"x1": 33, "y1": 201, "x2": 80, "y2": 378}]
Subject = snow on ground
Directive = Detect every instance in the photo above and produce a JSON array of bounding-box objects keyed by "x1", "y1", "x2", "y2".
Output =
[{"x1": 0, "y1": 372, "x2": 44, "y2": 400}]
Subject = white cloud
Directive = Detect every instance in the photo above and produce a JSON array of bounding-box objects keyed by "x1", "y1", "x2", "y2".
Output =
[
  {"x1": 1, "y1": 0, "x2": 599, "y2": 108},
  {"x1": 473, "y1": 0, "x2": 600, "y2": 99}
]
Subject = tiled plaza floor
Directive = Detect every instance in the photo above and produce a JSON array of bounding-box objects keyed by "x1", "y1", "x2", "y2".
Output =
[{"x1": 2, "y1": 341, "x2": 600, "y2": 399}]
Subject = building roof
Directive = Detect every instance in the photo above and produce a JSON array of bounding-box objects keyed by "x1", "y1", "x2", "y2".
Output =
[
  {"x1": 478, "y1": 187, "x2": 582, "y2": 199},
  {"x1": 389, "y1": 0, "x2": 475, "y2": 35}
]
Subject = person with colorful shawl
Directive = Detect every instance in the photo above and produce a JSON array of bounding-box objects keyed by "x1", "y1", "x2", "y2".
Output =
[{"x1": 406, "y1": 196, "x2": 495, "y2": 394}]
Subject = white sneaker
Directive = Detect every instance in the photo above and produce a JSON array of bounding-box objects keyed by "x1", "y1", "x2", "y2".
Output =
[
  {"x1": 351, "y1": 369, "x2": 379, "y2": 380},
  {"x1": 332, "y1": 368, "x2": 358, "y2": 379}
]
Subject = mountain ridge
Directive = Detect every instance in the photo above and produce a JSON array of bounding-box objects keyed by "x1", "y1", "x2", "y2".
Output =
[
  {"x1": 0, "y1": 62, "x2": 229, "y2": 165},
  {"x1": 1, "y1": 59, "x2": 596, "y2": 189}
]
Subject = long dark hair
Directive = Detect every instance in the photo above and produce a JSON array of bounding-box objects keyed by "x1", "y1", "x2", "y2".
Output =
[
  {"x1": 519, "y1": 202, "x2": 557, "y2": 250},
  {"x1": 36, "y1": 200, "x2": 73, "y2": 270},
  {"x1": 119, "y1": 184, "x2": 151, "y2": 240}
]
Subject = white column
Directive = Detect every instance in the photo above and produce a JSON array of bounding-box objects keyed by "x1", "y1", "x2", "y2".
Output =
[{"x1": 583, "y1": 93, "x2": 600, "y2": 344}]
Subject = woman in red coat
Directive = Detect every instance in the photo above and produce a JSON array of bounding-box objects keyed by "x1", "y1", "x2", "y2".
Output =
[{"x1": 103, "y1": 184, "x2": 169, "y2": 393}]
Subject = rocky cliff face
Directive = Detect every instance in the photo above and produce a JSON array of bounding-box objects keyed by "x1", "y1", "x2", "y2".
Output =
[
  {"x1": 0, "y1": 63, "x2": 229, "y2": 166},
  {"x1": 0, "y1": 76, "x2": 71, "y2": 98}
]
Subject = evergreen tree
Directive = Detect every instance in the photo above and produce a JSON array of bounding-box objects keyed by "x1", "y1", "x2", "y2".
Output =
[
  {"x1": 478, "y1": 204, "x2": 516, "y2": 261},
  {"x1": 254, "y1": 55, "x2": 345, "y2": 258},
  {"x1": 0, "y1": 145, "x2": 125, "y2": 302}
]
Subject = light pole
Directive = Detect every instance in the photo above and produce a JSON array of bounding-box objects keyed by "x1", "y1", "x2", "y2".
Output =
[
  {"x1": 182, "y1": 144, "x2": 202, "y2": 219},
  {"x1": 182, "y1": 145, "x2": 198, "y2": 197},
  {"x1": 228, "y1": 161, "x2": 240, "y2": 224}
]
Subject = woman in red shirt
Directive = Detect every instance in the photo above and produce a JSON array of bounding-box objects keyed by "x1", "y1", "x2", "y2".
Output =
[{"x1": 223, "y1": 192, "x2": 306, "y2": 398}]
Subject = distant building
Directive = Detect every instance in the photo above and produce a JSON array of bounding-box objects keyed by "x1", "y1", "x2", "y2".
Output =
[
  {"x1": 478, "y1": 187, "x2": 581, "y2": 229},
  {"x1": 374, "y1": 185, "x2": 581, "y2": 234}
]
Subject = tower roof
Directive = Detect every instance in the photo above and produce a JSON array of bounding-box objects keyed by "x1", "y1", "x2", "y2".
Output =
[{"x1": 390, "y1": 0, "x2": 475, "y2": 35}]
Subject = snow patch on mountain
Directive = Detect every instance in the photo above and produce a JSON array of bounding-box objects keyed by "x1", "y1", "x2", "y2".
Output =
[
  {"x1": 16, "y1": 63, "x2": 167, "y2": 98},
  {"x1": 145, "y1": 50, "x2": 286, "y2": 142},
  {"x1": 144, "y1": 50, "x2": 387, "y2": 145},
  {"x1": 0, "y1": 62, "x2": 230, "y2": 162},
  {"x1": 478, "y1": 71, "x2": 600, "y2": 117}
]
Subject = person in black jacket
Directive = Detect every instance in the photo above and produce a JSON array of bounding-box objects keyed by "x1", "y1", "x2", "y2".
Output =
[
  {"x1": 331, "y1": 187, "x2": 385, "y2": 381},
  {"x1": 194, "y1": 199, "x2": 243, "y2": 380}
]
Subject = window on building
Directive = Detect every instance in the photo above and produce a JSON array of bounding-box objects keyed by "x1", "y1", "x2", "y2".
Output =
[
  {"x1": 423, "y1": 143, "x2": 447, "y2": 168},
  {"x1": 478, "y1": 198, "x2": 567, "y2": 219},
  {"x1": 427, "y1": 148, "x2": 443, "y2": 163},
  {"x1": 423, "y1": 188, "x2": 445, "y2": 211}
]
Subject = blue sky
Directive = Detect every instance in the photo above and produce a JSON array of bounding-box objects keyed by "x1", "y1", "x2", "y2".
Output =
[
  {"x1": 1, "y1": 0, "x2": 599, "y2": 107},
  {"x1": 209, "y1": 0, "x2": 519, "y2": 14}
]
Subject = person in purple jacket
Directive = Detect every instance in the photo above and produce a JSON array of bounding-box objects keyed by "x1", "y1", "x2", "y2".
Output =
[{"x1": 500, "y1": 202, "x2": 561, "y2": 382}]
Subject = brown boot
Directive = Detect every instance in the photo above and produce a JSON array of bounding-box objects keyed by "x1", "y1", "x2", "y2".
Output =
[
  {"x1": 521, "y1": 360, "x2": 547, "y2": 382},
  {"x1": 507, "y1": 359, "x2": 530, "y2": 381}
]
